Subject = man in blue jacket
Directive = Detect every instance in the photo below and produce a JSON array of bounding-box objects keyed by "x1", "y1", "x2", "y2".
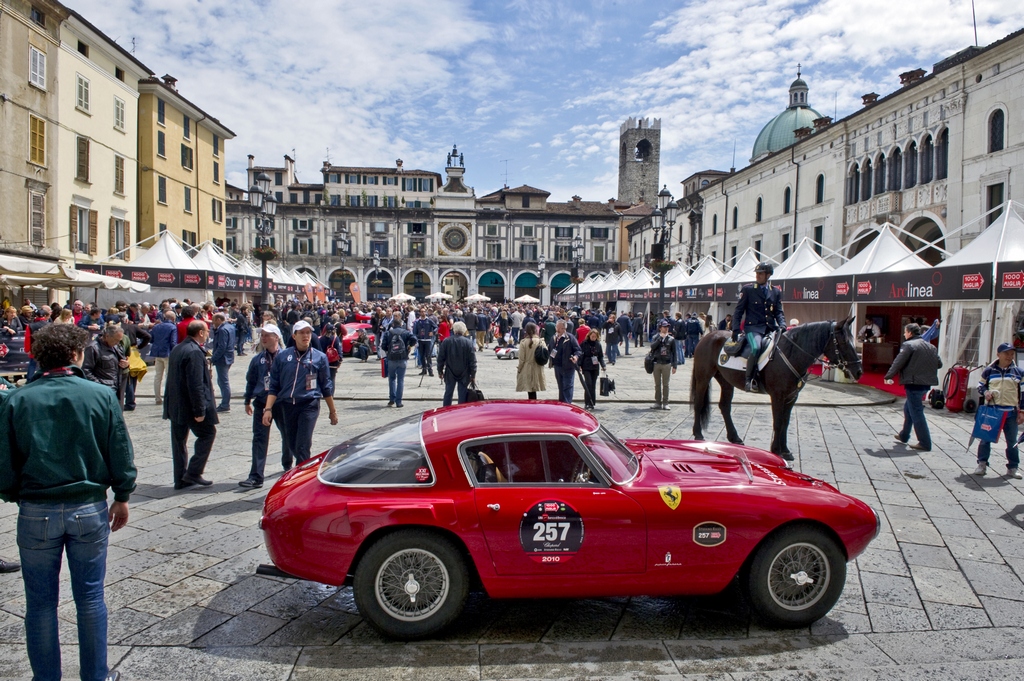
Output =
[
  {"x1": 210, "y1": 312, "x2": 235, "y2": 412},
  {"x1": 617, "y1": 312, "x2": 633, "y2": 355},
  {"x1": 149, "y1": 311, "x2": 178, "y2": 405},
  {"x1": 239, "y1": 325, "x2": 289, "y2": 488},
  {"x1": 262, "y1": 320, "x2": 338, "y2": 464},
  {"x1": 550, "y1": 319, "x2": 582, "y2": 404}
]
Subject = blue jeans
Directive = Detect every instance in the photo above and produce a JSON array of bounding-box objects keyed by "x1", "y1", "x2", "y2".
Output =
[
  {"x1": 18, "y1": 500, "x2": 110, "y2": 681},
  {"x1": 279, "y1": 399, "x2": 319, "y2": 464},
  {"x1": 607, "y1": 341, "x2": 619, "y2": 364},
  {"x1": 388, "y1": 359, "x2": 407, "y2": 405},
  {"x1": 687, "y1": 334, "x2": 700, "y2": 357},
  {"x1": 898, "y1": 386, "x2": 932, "y2": 450},
  {"x1": 977, "y1": 407, "x2": 1020, "y2": 468},
  {"x1": 354, "y1": 345, "x2": 369, "y2": 361},
  {"x1": 215, "y1": 361, "x2": 231, "y2": 409},
  {"x1": 675, "y1": 339, "x2": 686, "y2": 365},
  {"x1": 511, "y1": 328, "x2": 520, "y2": 345},
  {"x1": 554, "y1": 367, "x2": 574, "y2": 404},
  {"x1": 622, "y1": 332, "x2": 630, "y2": 354}
]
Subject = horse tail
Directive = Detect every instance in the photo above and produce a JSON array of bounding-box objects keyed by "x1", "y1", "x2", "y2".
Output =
[{"x1": 691, "y1": 365, "x2": 712, "y2": 433}]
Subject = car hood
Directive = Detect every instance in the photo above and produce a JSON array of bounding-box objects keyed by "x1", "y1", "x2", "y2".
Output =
[{"x1": 623, "y1": 439, "x2": 836, "y2": 491}]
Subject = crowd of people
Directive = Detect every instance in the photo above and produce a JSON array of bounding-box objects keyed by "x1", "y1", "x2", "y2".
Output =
[{"x1": 2, "y1": 288, "x2": 1022, "y2": 681}]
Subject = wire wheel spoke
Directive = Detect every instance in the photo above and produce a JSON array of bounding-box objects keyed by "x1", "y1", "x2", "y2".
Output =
[
  {"x1": 767, "y1": 542, "x2": 830, "y2": 610},
  {"x1": 375, "y1": 548, "x2": 450, "y2": 622}
]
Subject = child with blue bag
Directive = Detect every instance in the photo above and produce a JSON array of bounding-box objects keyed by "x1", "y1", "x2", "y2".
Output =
[{"x1": 973, "y1": 342, "x2": 1024, "y2": 479}]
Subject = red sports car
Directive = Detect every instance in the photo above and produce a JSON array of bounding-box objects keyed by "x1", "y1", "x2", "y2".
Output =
[
  {"x1": 260, "y1": 401, "x2": 878, "y2": 639},
  {"x1": 339, "y1": 323, "x2": 375, "y2": 356}
]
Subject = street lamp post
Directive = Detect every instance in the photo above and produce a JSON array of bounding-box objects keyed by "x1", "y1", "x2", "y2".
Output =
[
  {"x1": 335, "y1": 231, "x2": 350, "y2": 301},
  {"x1": 571, "y1": 234, "x2": 583, "y2": 309},
  {"x1": 538, "y1": 253, "x2": 546, "y2": 305},
  {"x1": 372, "y1": 250, "x2": 381, "y2": 301},
  {"x1": 249, "y1": 172, "x2": 278, "y2": 312},
  {"x1": 653, "y1": 185, "x2": 679, "y2": 319}
]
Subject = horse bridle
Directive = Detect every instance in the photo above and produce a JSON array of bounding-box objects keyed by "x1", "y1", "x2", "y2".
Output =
[{"x1": 778, "y1": 322, "x2": 862, "y2": 380}]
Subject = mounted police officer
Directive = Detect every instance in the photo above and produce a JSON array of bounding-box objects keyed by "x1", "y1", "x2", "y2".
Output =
[{"x1": 733, "y1": 262, "x2": 786, "y2": 392}]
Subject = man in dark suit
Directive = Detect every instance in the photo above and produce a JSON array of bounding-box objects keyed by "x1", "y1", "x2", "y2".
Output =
[
  {"x1": 733, "y1": 262, "x2": 786, "y2": 392},
  {"x1": 164, "y1": 320, "x2": 217, "y2": 489}
]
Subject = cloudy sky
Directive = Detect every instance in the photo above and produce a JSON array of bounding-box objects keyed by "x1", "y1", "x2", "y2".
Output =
[{"x1": 74, "y1": 0, "x2": 1024, "y2": 202}]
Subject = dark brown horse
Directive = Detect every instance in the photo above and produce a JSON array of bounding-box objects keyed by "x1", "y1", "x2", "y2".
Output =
[{"x1": 689, "y1": 318, "x2": 862, "y2": 459}]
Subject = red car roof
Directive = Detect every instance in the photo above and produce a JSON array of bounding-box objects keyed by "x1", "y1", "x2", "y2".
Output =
[{"x1": 420, "y1": 401, "x2": 599, "y2": 452}]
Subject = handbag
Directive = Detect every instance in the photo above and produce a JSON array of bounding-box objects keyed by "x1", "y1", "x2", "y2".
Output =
[
  {"x1": 971, "y1": 404, "x2": 1010, "y2": 443},
  {"x1": 381, "y1": 357, "x2": 388, "y2": 378},
  {"x1": 128, "y1": 347, "x2": 147, "y2": 381},
  {"x1": 600, "y1": 375, "x2": 615, "y2": 396},
  {"x1": 534, "y1": 343, "x2": 550, "y2": 365},
  {"x1": 466, "y1": 380, "x2": 485, "y2": 403},
  {"x1": 644, "y1": 352, "x2": 655, "y2": 375}
]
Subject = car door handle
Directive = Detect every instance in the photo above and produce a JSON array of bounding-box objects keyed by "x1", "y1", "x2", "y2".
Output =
[{"x1": 486, "y1": 504, "x2": 500, "y2": 511}]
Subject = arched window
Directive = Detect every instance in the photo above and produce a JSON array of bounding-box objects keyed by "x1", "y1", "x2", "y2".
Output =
[
  {"x1": 862, "y1": 159, "x2": 873, "y2": 201},
  {"x1": 815, "y1": 174, "x2": 825, "y2": 204},
  {"x1": 889, "y1": 148, "x2": 903, "y2": 191},
  {"x1": 847, "y1": 166, "x2": 860, "y2": 205},
  {"x1": 921, "y1": 135, "x2": 934, "y2": 184},
  {"x1": 755, "y1": 197, "x2": 763, "y2": 222},
  {"x1": 732, "y1": 206, "x2": 738, "y2": 229},
  {"x1": 989, "y1": 109, "x2": 1005, "y2": 153},
  {"x1": 874, "y1": 154, "x2": 886, "y2": 195},
  {"x1": 936, "y1": 129, "x2": 949, "y2": 180},
  {"x1": 712, "y1": 214, "x2": 718, "y2": 235},
  {"x1": 904, "y1": 141, "x2": 917, "y2": 188},
  {"x1": 783, "y1": 187, "x2": 791, "y2": 214}
]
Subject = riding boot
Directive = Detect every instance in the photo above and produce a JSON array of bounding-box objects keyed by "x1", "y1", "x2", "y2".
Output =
[{"x1": 744, "y1": 353, "x2": 758, "y2": 392}]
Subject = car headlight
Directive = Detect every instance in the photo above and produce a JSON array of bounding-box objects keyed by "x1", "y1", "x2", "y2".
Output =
[{"x1": 871, "y1": 507, "x2": 881, "y2": 540}]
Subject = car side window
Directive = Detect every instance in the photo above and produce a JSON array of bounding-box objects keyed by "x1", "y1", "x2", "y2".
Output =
[{"x1": 465, "y1": 439, "x2": 599, "y2": 485}]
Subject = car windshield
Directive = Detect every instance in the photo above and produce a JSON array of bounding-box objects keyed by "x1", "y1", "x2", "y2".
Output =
[
  {"x1": 579, "y1": 425, "x2": 639, "y2": 484},
  {"x1": 318, "y1": 414, "x2": 432, "y2": 486}
]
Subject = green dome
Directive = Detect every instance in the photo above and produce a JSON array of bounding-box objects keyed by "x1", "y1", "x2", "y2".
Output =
[{"x1": 751, "y1": 105, "x2": 824, "y2": 160}]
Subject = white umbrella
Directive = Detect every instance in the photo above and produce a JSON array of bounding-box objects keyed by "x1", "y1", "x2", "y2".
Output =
[
  {"x1": 426, "y1": 292, "x2": 452, "y2": 300},
  {"x1": 389, "y1": 292, "x2": 416, "y2": 302},
  {"x1": 514, "y1": 294, "x2": 540, "y2": 303},
  {"x1": 465, "y1": 294, "x2": 490, "y2": 303}
]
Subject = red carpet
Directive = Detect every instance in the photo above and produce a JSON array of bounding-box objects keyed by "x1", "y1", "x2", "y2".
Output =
[{"x1": 808, "y1": 364, "x2": 905, "y2": 397}]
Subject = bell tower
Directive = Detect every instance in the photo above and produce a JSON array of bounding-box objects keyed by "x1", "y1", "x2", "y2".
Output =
[{"x1": 617, "y1": 117, "x2": 661, "y2": 205}]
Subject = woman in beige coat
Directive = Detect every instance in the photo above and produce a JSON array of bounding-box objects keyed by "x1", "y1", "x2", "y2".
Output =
[{"x1": 516, "y1": 322, "x2": 546, "y2": 399}]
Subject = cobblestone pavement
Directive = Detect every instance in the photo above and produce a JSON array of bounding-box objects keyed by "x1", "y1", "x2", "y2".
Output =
[{"x1": 1, "y1": 349, "x2": 1023, "y2": 679}]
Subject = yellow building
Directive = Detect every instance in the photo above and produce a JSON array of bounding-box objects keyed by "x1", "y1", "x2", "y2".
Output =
[{"x1": 137, "y1": 75, "x2": 234, "y2": 250}]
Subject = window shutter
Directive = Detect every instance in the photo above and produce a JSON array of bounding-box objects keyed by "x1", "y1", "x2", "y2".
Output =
[
  {"x1": 30, "y1": 193, "x2": 44, "y2": 246},
  {"x1": 292, "y1": 238, "x2": 297, "y2": 254},
  {"x1": 88, "y1": 210, "x2": 98, "y2": 255},
  {"x1": 76, "y1": 137, "x2": 89, "y2": 181},
  {"x1": 123, "y1": 221, "x2": 131, "y2": 260},
  {"x1": 109, "y1": 216, "x2": 115, "y2": 255},
  {"x1": 69, "y1": 205, "x2": 77, "y2": 251}
]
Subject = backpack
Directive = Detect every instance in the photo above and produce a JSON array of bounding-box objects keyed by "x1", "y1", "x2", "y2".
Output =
[
  {"x1": 534, "y1": 342, "x2": 550, "y2": 365},
  {"x1": 387, "y1": 331, "x2": 408, "y2": 361},
  {"x1": 325, "y1": 340, "x2": 340, "y2": 364}
]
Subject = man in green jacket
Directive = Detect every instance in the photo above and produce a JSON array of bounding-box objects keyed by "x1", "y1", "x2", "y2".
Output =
[{"x1": 0, "y1": 323, "x2": 136, "y2": 681}]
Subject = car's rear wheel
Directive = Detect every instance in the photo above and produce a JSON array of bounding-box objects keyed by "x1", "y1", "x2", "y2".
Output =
[
  {"x1": 746, "y1": 526, "x2": 846, "y2": 627},
  {"x1": 353, "y1": 530, "x2": 469, "y2": 639}
]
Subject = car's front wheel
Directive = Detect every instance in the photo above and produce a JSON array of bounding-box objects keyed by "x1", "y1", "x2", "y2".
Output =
[
  {"x1": 353, "y1": 530, "x2": 469, "y2": 639},
  {"x1": 746, "y1": 526, "x2": 846, "y2": 627}
]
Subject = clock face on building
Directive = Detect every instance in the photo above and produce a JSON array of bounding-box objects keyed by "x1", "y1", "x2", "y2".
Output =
[{"x1": 439, "y1": 224, "x2": 471, "y2": 256}]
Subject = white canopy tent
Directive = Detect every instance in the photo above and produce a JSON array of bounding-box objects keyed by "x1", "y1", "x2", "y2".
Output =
[
  {"x1": 936, "y1": 202, "x2": 1024, "y2": 370},
  {"x1": 191, "y1": 242, "x2": 239, "y2": 275},
  {"x1": 129, "y1": 232, "x2": 201, "y2": 271},
  {"x1": 711, "y1": 249, "x2": 766, "y2": 323},
  {"x1": 772, "y1": 237, "x2": 835, "y2": 281},
  {"x1": 830, "y1": 225, "x2": 930, "y2": 277}
]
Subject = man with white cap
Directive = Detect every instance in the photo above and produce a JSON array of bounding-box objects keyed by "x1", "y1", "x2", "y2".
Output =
[
  {"x1": 262, "y1": 320, "x2": 338, "y2": 465},
  {"x1": 239, "y1": 324, "x2": 290, "y2": 488}
]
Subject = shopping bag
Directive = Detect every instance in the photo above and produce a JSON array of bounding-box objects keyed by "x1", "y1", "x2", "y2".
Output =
[
  {"x1": 970, "y1": 405, "x2": 1009, "y2": 445},
  {"x1": 128, "y1": 347, "x2": 147, "y2": 381}
]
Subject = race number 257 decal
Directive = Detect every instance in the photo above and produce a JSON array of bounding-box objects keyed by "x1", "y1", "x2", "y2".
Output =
[{"x1": 519, "y1": 500, "x2": 584, "y2": 563}]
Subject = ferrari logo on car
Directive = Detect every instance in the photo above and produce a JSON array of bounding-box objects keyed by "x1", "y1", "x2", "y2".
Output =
[{"x1": 659, "y1": 485, "x2": 681, "y2": 510}]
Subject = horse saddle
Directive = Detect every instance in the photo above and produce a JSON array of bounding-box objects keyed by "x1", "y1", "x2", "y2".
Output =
[{"x1": 719, "y1": 333, "x2": 775, "y2": 372}]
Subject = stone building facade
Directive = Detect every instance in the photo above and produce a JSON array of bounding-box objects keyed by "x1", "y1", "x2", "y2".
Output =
[
  {"x1": 692, "y1": 29, "x2": 1024, "y2": 271},
  {"x1": 226, "y1": 147, "x2": 620, "y2": 304}
]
